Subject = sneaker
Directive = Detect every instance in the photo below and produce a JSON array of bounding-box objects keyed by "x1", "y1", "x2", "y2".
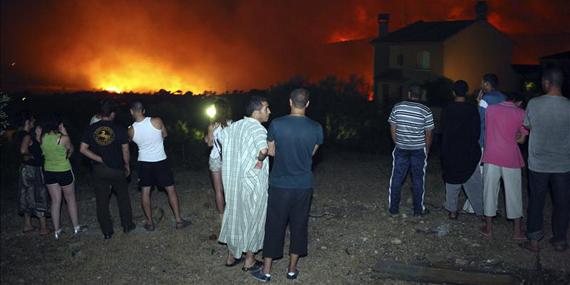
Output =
[
  {"x1": 414, "y1": 209, "x2": 430, "y2": 217},
  {"x1": 54, "y1": 228, "x2": 64, "y2": 240},
  {"x1": 250, "y1": 270, "x2": 271, "y2": 282},
  {"x1": 286, "y1": 270, "x2": 299, "y2": 280},
  {"x1": 74, "y1": 225, "x2": 88, "y2": 236}
]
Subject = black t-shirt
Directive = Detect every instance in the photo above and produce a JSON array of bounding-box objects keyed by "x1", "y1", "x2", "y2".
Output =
[
  {"x1": 440, "y1": 101, "x2": 481, "y2": 184},
  {"x1": 81, "y1": 120, "x2": 128, "y2": 170},
  {"x1": 15, "y1": 130, "x2": 43, "y2": 167}
]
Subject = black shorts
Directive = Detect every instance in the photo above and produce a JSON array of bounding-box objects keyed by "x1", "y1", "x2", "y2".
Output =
[
  {"x1": 43, "y1": 170, "x2": 74, "y2": 186},
  {"x1": 138, "y1": 160, "x2": 174, "y2": 187}
]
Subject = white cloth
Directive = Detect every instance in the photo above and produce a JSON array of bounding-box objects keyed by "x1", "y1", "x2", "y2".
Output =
[
  {"x1": 217, "y1": 117, "x2": 269, "y2": 258},
  {"x1": 483, "y1": 163, "x2": 523, "y2": 219},
  {"x1": 209, "y1": 121, "x2": 232, "y2": 159},
  {"x1": 131, "y1": 117, "x2": 167, "y2": 162}
]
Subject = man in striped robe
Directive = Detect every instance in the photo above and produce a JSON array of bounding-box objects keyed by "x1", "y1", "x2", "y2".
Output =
[{"x1": 218, "y1": 96, "x2": 271, "y2": 271}]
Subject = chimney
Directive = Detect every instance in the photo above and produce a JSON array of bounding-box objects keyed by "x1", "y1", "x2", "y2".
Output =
[
  {"x1": 475, "y1": 1, "x2": 488, "y2": 21},
  {"x1": 378, "y1": 13, "x2": 390, "y2": 37}
]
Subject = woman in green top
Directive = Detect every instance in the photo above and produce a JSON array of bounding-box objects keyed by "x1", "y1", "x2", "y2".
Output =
[{"x1": 40, "y1": 118, "x2": 85, "y2": 240}]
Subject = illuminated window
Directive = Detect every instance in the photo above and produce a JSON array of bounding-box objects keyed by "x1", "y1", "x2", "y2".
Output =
[{"x1": 416, "y1": 51, "x2": 431, "y2": 70}]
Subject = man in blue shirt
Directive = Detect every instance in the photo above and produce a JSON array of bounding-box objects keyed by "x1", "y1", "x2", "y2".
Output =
[{"x1": 251, "y1": 88, "x2": 323, "y2": 282}]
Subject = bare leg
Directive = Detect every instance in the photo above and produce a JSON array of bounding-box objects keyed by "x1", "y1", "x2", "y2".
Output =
[
  {"x1": 244, "y1": 251, "x2": 256, "y2": 268},
  {"x1": 289, "y1": 254, "x2": 300, "y2": 272},
  {"x1": 141, "y1": 187, "x2": 153, "y2": 225},
  {"x1": 512, "y1": 218, "x2": 525, "y2": 239},
  {"x1": 262, "y1": 257, "x2": 273, "y2": 274},
  {"x1": 164, "y1": 186, "x2": 182, "y2": 223},
  {"x1": 211, "y1": 171, "x2": 225, "y2": 214},
  {"x1": 62, "y1": 182, "x2": 79, "y2": 228},
  {"x1": 47, "y1": 184, "x2": 62, "y2": 231},
  {"x1": 481, "y1": 216, "x2": 493, "y2": 237},
  {"x1": 39, "y1": 216, "x2": 49, "y2": 235},
  {"x1": 23, "y1": 213, "x2": 34, "y2": 231}
]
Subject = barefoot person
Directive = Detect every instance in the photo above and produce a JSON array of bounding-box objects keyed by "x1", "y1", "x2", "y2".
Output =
[
  {"x1": 80, "y1": 99, "x2": 135, "y2": 239},
  {"x1": 41, "y1": 117, "x2": 86, "y2": 240},
  {"x1": 204, "y1": 99, "x2": 232, "y2": 215},
  {"x1": 387, "y1": 84, "x2": 434, "y2": 216},
  {"x1": 522, "y1": 68, "x2": 570, "y2": 252},
  {"x1": 440, "y1": 81, "x2": 483, "y2": 220},
  {"x1": 16, "y1": 113, "x2": 49, "y2": 235},
  {"x1": 252, "y1": 88, "x2": 323, "y2": 282},
  {"x1": 480, "y1": 92, "x2": 528, "y2": 240},
  {"x1": 129, "y1": 101, "x2": 190, "y2": 231},
  {"x1": 218, "y1": 96, "x2": 271, "y2": 271}
]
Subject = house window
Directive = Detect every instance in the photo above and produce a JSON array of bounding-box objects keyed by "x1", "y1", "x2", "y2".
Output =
[
  {"x1": 397, "y1": 54, "x2": 404, "y2": 66},
  {"x1": 416, "y1": 51, "x2": 431, "y2": 69}
]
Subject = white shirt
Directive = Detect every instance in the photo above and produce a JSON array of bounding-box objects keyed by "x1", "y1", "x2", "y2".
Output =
[{"x1": 131, "y1": 117, "x2": 167, "y2": 162}]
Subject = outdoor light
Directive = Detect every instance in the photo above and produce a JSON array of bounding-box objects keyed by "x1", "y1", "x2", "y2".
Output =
[{"x1": 205, "y1": 104, "x2": 216, "y2": 119}]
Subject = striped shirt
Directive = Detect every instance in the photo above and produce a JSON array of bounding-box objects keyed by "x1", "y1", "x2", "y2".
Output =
[{"x1": 388, "y1": 101, "x2": 435, "y2": 149}]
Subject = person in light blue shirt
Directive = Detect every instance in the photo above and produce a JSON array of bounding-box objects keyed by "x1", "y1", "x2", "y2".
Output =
[{"x1": 477, "y1": 73, "x2": 506, "y2": 147}]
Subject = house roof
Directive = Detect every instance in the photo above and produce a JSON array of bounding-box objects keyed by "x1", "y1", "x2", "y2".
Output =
[
  {"x1": 371, "y1": 20, "x2": 476, "y2": 43},
  {"x1": 540, "y1": 51, "x2": 570, "y2": 60}
]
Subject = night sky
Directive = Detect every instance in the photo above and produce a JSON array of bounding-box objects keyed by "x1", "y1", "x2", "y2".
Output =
[{"x1": 1, "y1": 0, "x2": 569, "y2": 93}]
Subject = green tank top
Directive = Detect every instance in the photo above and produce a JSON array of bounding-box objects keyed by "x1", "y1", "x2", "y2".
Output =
[{"x1": 41, "y1": 133, "x2": 71, "y2": 172}]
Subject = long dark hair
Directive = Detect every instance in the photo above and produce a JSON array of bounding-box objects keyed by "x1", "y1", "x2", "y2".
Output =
[{"x1": 214, "y1": 99, "x2": 232, "y2": 128}]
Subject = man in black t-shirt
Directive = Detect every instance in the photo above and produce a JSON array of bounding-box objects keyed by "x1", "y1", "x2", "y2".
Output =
[
  {"x1": 80, "y1": 100, "x2": 135, "y2": 239},
  {"x1": 440, "y1": 80, "x2": 483, "y2": 220}
]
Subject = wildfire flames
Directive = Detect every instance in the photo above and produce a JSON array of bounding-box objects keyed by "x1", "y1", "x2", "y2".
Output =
[{"x1": 1, "y1": 0, "x2": 568, "y2": 93}]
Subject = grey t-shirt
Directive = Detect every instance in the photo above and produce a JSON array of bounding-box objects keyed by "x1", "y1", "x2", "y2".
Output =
[{"x1": 524, "y1": 95, "x2": 570, "y2": 173}]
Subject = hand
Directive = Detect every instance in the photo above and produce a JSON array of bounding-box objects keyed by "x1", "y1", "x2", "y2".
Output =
[
  {"x1": 477, "y1": 89, "x2": 484, "y2": 103},
  {"x1": 59, "y1": 123, "x2": 68, "y2": 136},
  {"x1": 254, "y1": 160, "x2": 263, "y2": 169}
]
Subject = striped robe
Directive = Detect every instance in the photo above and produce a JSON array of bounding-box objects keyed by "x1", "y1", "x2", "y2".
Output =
[{"x1": 218, "y1": 117, "x2": 269, "y2": 257}]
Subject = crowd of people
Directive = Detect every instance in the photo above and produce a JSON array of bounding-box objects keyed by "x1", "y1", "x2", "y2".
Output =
[
  {"x1": 388, "y1": 68, "x2": 569, "y2": 256},
  {"x1": 13, "y1": 67, "x2": 568, "y2": 282}
]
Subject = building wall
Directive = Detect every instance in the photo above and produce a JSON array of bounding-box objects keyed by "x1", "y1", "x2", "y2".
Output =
[
  {"x1": 374, "y1": 42, "x2": 443, "y2": 103},
  {"x1": 443, "y1": 21, "x2": 518, "y2": 92}
]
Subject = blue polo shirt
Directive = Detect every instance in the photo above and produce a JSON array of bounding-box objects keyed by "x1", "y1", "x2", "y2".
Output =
[{"x1": 268, "y1": 115, "x2": 323, "y2": 189}]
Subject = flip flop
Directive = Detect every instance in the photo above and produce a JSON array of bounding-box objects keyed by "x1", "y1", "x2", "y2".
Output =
[
  {"x1": 479, "y1": 226, "x2": 491, "y2": 238},
  {"x1": 512, "y1": 236, "x2": 527, "y2": 241},
  {"x1": 519, "y1": 241, "x2": 540, "y2": 253},
  {"x1": 242, "y1": 260, "x2": 263, "y2": 272},
  {"x1": 23, "y1": 228, "x2": 36, "y2": 233},
  {"x1": 176, "y1": 219, "x2": 192, "y2": 229},
  {"x1": 225, "y1": 257, "x2": 242, "y2": 267}
]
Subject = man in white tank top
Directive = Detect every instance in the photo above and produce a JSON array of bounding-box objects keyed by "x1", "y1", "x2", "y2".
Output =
[{"x1": 129, "y1": 101, "x2": 191, "y2": 231}]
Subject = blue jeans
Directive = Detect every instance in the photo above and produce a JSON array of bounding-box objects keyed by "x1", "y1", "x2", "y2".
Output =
[
  {"x1": 388, "y1": 147, "x2": 427, "y2": 215},
  {"x1": 526, "y1": 170, "x2": 570, "y2": 244}
]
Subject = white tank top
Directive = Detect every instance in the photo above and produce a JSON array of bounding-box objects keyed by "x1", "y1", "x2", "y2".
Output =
[{"x1": 132, "y1": 117, "x2": 167, "y2": 162}]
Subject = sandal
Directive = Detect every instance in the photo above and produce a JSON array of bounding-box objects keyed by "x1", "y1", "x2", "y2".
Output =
[
  {"x1": 23, "y1": 227, "x2": 36, "y2": 233},
  {"x1": 242, "y1": 260, "x2": 263, "y2": 272},
  {"x1": 225, "y1": 257, "x2": 242, "y2": 267},
  {"x1": 519, "y1": 241, "x2": 540, "y2": 253},
  {"x1": 479, "y1": 225, "x2": 491, "y2": 238},
  {"x1": 144, "y1": 223, "x2": 155, "y2": 232},
  {"x1": 448, "y1": 212, "x2": 458, "y2": 220},
  {"x1": 176, "y1": 219, "x2": 192, "y2": 229}
]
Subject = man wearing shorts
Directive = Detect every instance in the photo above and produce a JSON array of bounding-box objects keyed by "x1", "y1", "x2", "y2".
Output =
[{"x1": 129, "y1": 101, "x2": 190, "y2": 231}]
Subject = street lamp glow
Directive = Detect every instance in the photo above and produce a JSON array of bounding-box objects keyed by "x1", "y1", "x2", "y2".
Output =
[{"x1": 205, "y1": 105, "x2": 216, "y2": 119}]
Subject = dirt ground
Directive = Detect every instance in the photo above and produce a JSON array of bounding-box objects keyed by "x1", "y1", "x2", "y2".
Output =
[{"x1": 1, "y1": 150, "x2": 569, "y2": 284}]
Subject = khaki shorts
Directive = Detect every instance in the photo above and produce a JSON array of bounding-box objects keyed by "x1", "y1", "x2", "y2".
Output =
[{"x1": 209, "y1": 156, "x2": 222, "y2": 172}]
